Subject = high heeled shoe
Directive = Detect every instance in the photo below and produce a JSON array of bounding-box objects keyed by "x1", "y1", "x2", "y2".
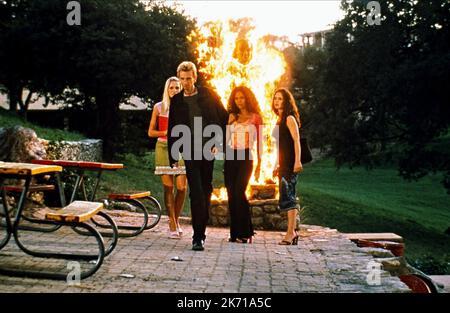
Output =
[{"x1": 278, "y1": 235, "x2": 299, "y2": 245}]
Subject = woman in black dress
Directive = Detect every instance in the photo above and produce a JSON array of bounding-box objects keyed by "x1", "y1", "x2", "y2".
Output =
[{"x1": 272, "y1": 88, "x2": 303, "y2": 245}]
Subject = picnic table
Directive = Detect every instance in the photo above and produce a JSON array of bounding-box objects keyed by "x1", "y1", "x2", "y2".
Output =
[
  {"x1": 31, "y1": 160, "x2": 124, "y2": 202},
  {"x1": 32, "y1": 160, "x2": 161, "y2": 237},
  {"x1": 0, "y1": 161, "x2": 106, "y2": 280}
]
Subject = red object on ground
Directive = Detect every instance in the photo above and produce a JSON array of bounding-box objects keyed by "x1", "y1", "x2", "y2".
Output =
[{"x1": 399, "y1": 274, "x2": 434, "y2": 293}]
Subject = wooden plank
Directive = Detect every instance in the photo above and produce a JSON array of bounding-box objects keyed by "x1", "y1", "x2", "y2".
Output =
[
  {"x1": 354, "y1": 239, "x2": 405, "y2": 256},
  {"x1": 108, "y1": 191, "x2": 151, "y2": 200},
  {"x1": 45, "y1": 201, "x2": 103, "y2": 223},
  {"x1": 1, "y1": 184, "x2": 55, "y2": 192},
  {"x1": 0, "y1": 162, "x2": 62, "y2": 176},
  {"x1": 344, "y1": 232, "x2": 404, "y2": 243},
  {"x1": 80, "y1": 162, "x2": 124, "y2": 170},
  {"x1": 32, "y1": 159, "x2": 124, "y2": 170},
  {"x1": 32, "y1": 159, "x2": 79, "y2": 167}
]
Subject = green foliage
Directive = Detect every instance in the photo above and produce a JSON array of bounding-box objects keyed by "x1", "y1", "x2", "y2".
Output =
[
  {"x1": 288, "y1": 45, "x2": 327, "y2": 140},
  {"x1": 118, "y1": 110, "x2": 155, "y2": 156},
  {"x1": 0, "y1": 0, "x2": 196, "y2": 158},
  {"x1": 295, "y1": 0, "x2": 450, "y2": 192},
  {"x1": 410, "y1": 254, "x2": 450, "y2": 276},
  {"x1": 142, "y1": 152, "x2": 156, "y2": 169}
]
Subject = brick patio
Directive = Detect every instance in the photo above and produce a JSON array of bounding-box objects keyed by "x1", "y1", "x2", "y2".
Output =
[{"x1": 0, "y1": 216, "x2": 410, "y2": 293}]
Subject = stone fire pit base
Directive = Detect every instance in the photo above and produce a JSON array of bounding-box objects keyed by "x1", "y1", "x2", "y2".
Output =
[{"x1": 209, "y1": 198, "x2": 300, "y2": 231}]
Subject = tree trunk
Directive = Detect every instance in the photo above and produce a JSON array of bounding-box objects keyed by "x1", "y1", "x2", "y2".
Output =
[
  {"x1": 8, "y1": 92, "x2": 18, "y2": 112},
  {"x1": 95, "y1": 93, "x2": 122, "y2": 161},
  {"x1": 6, "y1": 83, "x2": 21, "y2": 113},
  {"x1": 18, "y1": 89, "x2": 33, "y2": 121}
]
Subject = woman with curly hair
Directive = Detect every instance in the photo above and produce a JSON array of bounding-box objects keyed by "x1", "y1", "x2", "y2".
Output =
[{"x1": 225, "y1": 86, "x2": 263, "y2": 243}]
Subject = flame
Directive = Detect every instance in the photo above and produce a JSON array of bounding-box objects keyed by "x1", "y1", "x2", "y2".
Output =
[
  {"x1": 211, "y1": 187, "x2": 228, "y2": 202},
  {"x1": 189, "y1": 18, "x2": 287, "y2": 200}
]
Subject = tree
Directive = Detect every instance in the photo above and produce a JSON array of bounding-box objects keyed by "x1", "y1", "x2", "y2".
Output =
[
  {"x1": 1, "y1": 0, "x2": 196, "y2": 159},
  {"x1": 60, "y1": 0, "x2": 195, "y2": 158},
  {"x1": 307, "y1": 0, "x2": 450, "y2": 192},
  {"x1": 0, "y1": 0, "x2": 39, "y2": 115},
  {"x1": 289, "y1": 45, "x2": 327, "y2": 136}
]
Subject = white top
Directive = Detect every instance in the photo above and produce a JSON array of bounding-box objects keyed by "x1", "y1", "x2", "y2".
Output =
[{"x1": 228, "y1": 113, "x2": 261, "y2": 150}]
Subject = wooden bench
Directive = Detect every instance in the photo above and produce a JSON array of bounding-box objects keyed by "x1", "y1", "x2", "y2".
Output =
[
  {"x1": 105, "y1": 191, "x2": 161, "y2": 235},
  {"x1": 344, "y1": 233, "x2": 405, "y2": 256},
  {"x1": 32, "y1": 159, "x2": 124, "y2": 170},
  {"x1": 108, "y1": 191, "x2": 151, "y2": 200},
  {"x1": 1, "y1": 184, "x2": 58, "y2": 221},
  {"x1": 0, "y1": 162, "x2": 106, "y2": 280},
  {"x1": 45, "y1": 201, "x2": 103, "y2": 223},
  {"x1": 1, "y1": 184, "x2": 55, "y2": 193},
  {"x1": 354, "y1": 239, "x2": 405, "y2": 256},
  {"x1": 344, "y1": 232, "x2": 404, "y2": 243}
]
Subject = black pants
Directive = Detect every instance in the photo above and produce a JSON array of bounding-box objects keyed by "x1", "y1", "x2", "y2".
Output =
[
  {"x1": 184, "y1": 159, "x2": 214, "y2": 242},
  {"x1": 224, "y1": 149, "x2": 254, "y2": 239}
]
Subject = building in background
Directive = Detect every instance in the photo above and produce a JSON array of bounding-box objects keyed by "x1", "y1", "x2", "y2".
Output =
[{"x1": 299, "y1": 29, "x2": 332, "y2": 51}]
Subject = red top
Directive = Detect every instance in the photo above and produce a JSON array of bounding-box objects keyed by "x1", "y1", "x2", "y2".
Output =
[
  {"x1": 158, "y1": 115, "x2": 169, "y2": 142},
  {"x1": 154, "y1": 102, "x2": 168, "y2": 142}
]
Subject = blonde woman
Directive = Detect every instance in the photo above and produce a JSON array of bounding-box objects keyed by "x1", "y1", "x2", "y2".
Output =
[{"x1": 148, "y1": 77, "x2": 186, "y2": 239}]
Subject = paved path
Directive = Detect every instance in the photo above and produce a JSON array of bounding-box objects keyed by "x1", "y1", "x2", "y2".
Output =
[
  {"x1": 0, "y1": 217, "x2": 409, "y2": 293},
  {"x1": 429, "y1": 276, "x2": 450, "y2": 293}
]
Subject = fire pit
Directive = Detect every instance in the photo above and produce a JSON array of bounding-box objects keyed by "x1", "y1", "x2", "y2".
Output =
[
  {"x1": 209, "y1": 184, "x2": 299, "y2": 231},
  {"x1": 192, "y1": 19, "x2": 300, "y2": 230}
]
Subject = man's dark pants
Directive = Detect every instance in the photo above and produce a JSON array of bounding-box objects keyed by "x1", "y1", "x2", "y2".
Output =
[{"x1": 184, "y1": 159, "x2": 214, "y2": 242}]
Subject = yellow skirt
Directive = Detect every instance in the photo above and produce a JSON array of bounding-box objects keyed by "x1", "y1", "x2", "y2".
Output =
[{"x1": 154, "y1": 140, "x2": 185, "y2": 175}]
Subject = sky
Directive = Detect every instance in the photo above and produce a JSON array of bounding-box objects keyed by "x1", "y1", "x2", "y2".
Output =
[{"x1": 167, "y1": 0, "x2": 344, "y2": 42}]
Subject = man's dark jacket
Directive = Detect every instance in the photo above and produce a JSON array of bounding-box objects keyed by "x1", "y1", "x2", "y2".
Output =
[{"x1": 167, "y1": 86, "x2": 228, "y2": 166}]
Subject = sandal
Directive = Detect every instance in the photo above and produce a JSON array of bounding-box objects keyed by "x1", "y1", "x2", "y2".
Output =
[
  {"x1": 278, "y1": 235, "x2": 299, "y2": 245},
  {"x1": 168, "y1": 231, "x2": 180, "y2": 239}
]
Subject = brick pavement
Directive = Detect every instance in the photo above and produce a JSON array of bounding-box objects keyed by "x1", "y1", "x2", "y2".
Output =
[{"x1": 0, "y1": 216, "x2": 410, "y2": 293}]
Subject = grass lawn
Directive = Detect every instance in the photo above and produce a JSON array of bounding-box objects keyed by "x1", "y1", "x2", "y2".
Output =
[
  {"x1": 0, "y1": 109, "x2": 85, "y2": 141},
  {"x1": 299, "y1": 159, "x2": 450, "y2": 272}
]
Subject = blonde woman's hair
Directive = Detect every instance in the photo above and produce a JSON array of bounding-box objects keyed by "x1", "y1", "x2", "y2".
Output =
[
  {"x1": 176, "y1": 61, "x2": 197, "y2": 79},
  {"x1": 161, "y1": 76, "x2": 180, "y2": 115}
]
